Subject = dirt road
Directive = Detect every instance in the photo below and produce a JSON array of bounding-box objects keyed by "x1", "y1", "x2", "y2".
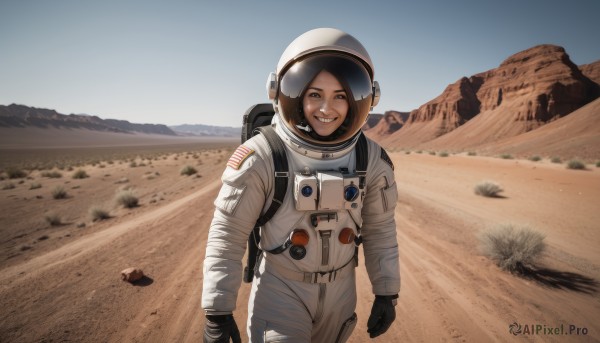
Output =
[{"x1": 1, "y1": 152, "x2": 598, "y2": 342}]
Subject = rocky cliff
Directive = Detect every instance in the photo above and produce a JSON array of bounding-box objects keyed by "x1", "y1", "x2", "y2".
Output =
[
  {"x1": 378, "y1": 44, "x2": 599, "y2": 148},
  {"x1": 368, "y1": 111, "x2": 410, "y2": 136},
  {"x1": 580, "y1": 60, "x2": 600, "y2": 85}
]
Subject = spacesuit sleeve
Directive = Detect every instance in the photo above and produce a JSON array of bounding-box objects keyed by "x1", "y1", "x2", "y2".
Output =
[
  {"x1": 202, "y1": 137, "x2": 273, "y2": 314},
  {"x1": 360, "y1": 139, "x2": 401, "y2": 296}
]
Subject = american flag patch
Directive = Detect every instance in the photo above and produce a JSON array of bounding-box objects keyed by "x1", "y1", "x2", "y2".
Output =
[{"x1": 227, "y1": 145, "x2": 255, "y2": 170}]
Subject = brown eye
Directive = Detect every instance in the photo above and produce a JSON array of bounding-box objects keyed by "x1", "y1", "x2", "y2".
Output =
[{"x1": 308, "y1": 92, "x2": 321, "y2": 98}]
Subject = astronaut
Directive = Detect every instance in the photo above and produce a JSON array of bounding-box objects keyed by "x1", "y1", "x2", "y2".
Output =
[{"x1": 202, "y1": 28, "x2": 400, "y2": 342}]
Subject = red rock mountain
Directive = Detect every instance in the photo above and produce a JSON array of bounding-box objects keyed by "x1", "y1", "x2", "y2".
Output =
[
  {"x1": 364, "y1": 111, "x2": 409, "y2": 138},
  {"x1": 580, "y1": 60, "x2": 600, "y2": 85},
  {"x1": 481, "y1": 97, "x2": 600, "y2": 159},
  {"x1": 373, "y1": 45, "x2": 599, "y2": 150}
]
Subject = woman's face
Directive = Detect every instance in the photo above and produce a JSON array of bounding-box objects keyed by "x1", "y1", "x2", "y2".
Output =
[{"x1": 302, "y1": 70, "x2": 349, "y2": 137}]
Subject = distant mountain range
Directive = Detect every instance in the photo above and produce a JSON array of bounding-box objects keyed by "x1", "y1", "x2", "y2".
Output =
[
  {"x1": 0, "y1": 104, "x2": 242, "y2": 137},
  {"x1": 0, "y1": 104, "x2": 178, "y2": 136},
  {"x1": 169, "y1": 124, "x2": 240, "y2": 137}
]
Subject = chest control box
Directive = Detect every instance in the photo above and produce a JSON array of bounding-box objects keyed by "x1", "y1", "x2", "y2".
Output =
[{"x1": 294, "y1": 171, "x2": 362, "y2": 211}]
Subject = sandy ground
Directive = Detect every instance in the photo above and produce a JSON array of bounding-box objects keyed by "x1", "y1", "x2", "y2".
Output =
[{"x1": 1, "y1": 147, "x2": 599, "y2": 342}]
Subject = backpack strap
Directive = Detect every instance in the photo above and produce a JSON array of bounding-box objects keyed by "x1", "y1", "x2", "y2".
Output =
[
  {"x1": 355, "y1": 132, "x2": 368, "y2": 190},
  {"x1": 254, "y1": 126, "x2": 289, "y2": 226},
  {"x1": 243, "y1": 125, "x2": 288, "y2": 283}
]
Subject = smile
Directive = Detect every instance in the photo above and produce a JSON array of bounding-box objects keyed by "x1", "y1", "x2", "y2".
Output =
[{"x1": 315, "y1": 116, "x2": 337, "y2": 123}]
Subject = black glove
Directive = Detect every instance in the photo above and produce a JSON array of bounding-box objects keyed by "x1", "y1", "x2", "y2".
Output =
[
  {"x1": 203, "y1": 314, "x2": 241, "y2": 343},
  {"x1": 367, "y1": 294, "x2": 398, "y2": 338}
]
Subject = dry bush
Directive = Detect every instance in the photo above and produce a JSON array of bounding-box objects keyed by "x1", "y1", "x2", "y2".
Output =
[
  {"x1": 479, "y1": 224, "x2": 546, "y2": 273},
  {"x1": 474, "y1": 181, "x2": 503, "y2": 197},
  {"x1": 528, "y1": 155, "x2": 542, "y2": 162},
  {"x1": 45, "y1": 212, "x2": 62, "y2": 226},
  {"x1": 89, "y1": 206, "x2": 110, "y2": 221},
  {"x1": 2, "y1": 182, "x2": 16, "y2": 190},
  {"x1": 180, "y1": 165, "x2": 197, "y2": 176},
  {"x1": 41, "y1": 171, "x2": 62, "y2": 178},
  {"x1": 551, "y1": 157, "x2": 562, "y2": 164},
  {"x1": 116, "y1": 189, "x2": 139, "y2": 208},
  {"x1": 566, "y1": 160, "x2": 586, "y2": 170},
  {"x1": 72, "y1": 169, "x2": 89, "y2": 179},
  {"x1": 467, "y1": 151, "x2": 477, "y2": 156},
  {"x1": 29, "y1": 182, "x2": 42, "y2": 190},
  {"x1": 6, "y1": 167, "x2": 27, "y2": 179},
  {"x1": 52, "y1": 185, "x2": 68, "y2": 199},
  {"x1": 438, "y1": 151, "x2": 449, "y2": 157},
  {"x1": 499, "y1": 154, "x2": 513, "y2": 159}
]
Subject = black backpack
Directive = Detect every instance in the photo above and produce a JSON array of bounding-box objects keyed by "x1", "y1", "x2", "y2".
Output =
[{"x1": 240, "y1": 103, "x2": 368, "y2": 283}]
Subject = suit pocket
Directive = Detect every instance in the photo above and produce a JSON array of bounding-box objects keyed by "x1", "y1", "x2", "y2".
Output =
[
  {"x1": 381, "y1": 182, "x2": 398, "y2": 212},
  {"x1": 214, "y1": 182, "x2": 246, "y2": 215},
  {"x1": 335, "y1": 313, "x2": 357, "y2": 343}
]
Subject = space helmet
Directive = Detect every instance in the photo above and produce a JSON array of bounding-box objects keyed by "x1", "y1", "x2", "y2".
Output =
[{"x1": 267, "y1": 28, "x2": 380, "y2": 150}]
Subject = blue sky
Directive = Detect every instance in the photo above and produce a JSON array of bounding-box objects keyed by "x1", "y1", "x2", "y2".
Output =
[{"x1": 1, "y1": 0, "x2": 598, "y2": 127}]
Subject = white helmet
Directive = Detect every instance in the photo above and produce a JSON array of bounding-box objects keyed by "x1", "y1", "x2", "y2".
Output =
[{"x1": 267, "y1": 28, "x2": 380, "y2": 149}]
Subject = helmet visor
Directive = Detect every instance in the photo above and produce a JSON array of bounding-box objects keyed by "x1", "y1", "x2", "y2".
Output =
[{"x1": 278, "y1": 53, "x2": 373, "y2": 146}]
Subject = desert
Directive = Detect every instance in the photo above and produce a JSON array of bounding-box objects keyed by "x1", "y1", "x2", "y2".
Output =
[{"x1": 0, "y1": 127, "x2": 599, "y2": 342}]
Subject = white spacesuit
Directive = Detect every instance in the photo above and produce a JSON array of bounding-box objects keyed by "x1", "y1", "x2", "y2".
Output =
[{"x1": 202, "y1": 28, "x2": 400, "y2": 343}]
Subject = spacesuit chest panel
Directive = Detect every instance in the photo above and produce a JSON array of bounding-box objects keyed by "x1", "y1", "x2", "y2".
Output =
[{"x1": 262, "y1": 146, "x2": 364, "y2": 271}]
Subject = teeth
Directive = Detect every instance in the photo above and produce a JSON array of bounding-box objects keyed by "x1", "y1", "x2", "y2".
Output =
[{"x1": 316, "y1": 117, "x2": 335, "y2": 123}]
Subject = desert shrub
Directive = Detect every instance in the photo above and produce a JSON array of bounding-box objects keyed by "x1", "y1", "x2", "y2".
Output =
[
  {"x1": 45, "y1": 212, "x2": 62, "y2": 226},
  {"x1": 429, "y1": 151, "x2": 436, "y2": 155},
  {"x1": 41, "y1": 171, "x2": 62, "y2": 178},
  {"x1": 467, "y1": 151, "x2": 477, "y2": 156},
  {"x1": 438, "y1": 151, "x2": 449, "y2": 157},
  {"x1": 415, "y1": 150, "x2": 422, "y2": 154},
  {"x1": 115, "y1": 177, "x2": 129, "y2": 184},
  {"x1": 596, "y1": 161, "x2": 600, "y2": 168},
  {"x1": 528, "y1": 155, "x2": 542, "y2": 162},
  {"x1": 89, "y1": 206, "x2": 110, "y2": 221},
  {"x1": 6, "y1": 167, "x2": 27, "y2": 179},
  {"x1": 116, "y1": 190, "x2": 139, "y2": 208},
  {"x1": 499, "y1": 154, "x2": 513, "y2": 159},
  {"x1": 479, "y1": 224, "x2": 545, "y2": 273},
  {"x1": 474, "y1": 181, "x2": 503, "y2": 197},
  {"x1": 2, "y1": 182, "x2": 16, "y2": 190},
  {"x1": 566, "y1": 160, "x2": 586, "y2": 170},
  {"x1": 180, "y1": 165, "x2": 198, "y2": 176},
  {"x1": 405, "y1": 151, "x2": 411, "y2": 155},
  {"x1": 29, "y1": 182, "x2": 42, "y2": 190},
  {"x1": 52, "y1": 186, "x2": 68, "y2": 199},
  {"x1": 550, "y1": 157, "x2": 562, "y2": 164},
  {"x1": 129, "y1": 161, "x2": 138, "y2": 168},
  {"x1": 72, "y1": 169, "x2": 89, "y2": 179}
]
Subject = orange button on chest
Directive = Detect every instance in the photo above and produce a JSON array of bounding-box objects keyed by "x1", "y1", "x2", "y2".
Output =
[
  {"x1": 290, "y1": 229, "x2": 309, "y2": 246},
  {"x1": 338, "y1": 228, "x2": 355, "y2": 244}
]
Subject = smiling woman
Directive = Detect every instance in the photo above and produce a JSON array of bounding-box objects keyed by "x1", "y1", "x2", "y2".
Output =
[
  {"x1": 302, "y1": 70, "x2": 349, "y2": 137},
  {"x1": 276, "y1": 53, "x2": 376, "y2": 146}
]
